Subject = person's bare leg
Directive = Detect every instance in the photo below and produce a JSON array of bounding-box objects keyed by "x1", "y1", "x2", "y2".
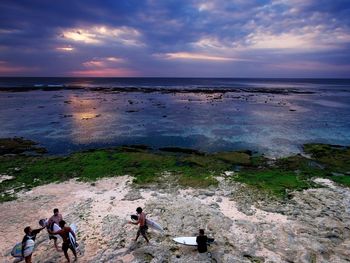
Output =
[
  {"x1": 54, "y1": 239, "x2": 60, "y2": 251},
  {"x1": 142, "y1": 233, "x2": 149, "y2": 243},
  {"x1": 134, "y1": 228, "x2": 141, "y2": 242},
  {"x1": 64, "y1": 250, "x2": 70, "y2": 263},
  {"x1": 71, "y1": 247, "x2": 77, "y2": 261},
  {"x1": 24, "y1": 254, "x2": 32, "y2": 263}
]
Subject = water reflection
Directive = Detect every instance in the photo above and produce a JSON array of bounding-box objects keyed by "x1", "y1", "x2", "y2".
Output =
[
  {"x1": 1, "y1": 86, "x2": 349, "y2": 156},
  {"x1": 65, "y1": 94, "x2": 115, "y2": 144}
]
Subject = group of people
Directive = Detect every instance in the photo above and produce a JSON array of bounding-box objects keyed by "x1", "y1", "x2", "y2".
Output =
[
  {"x1": 18, "y1": 208, "x2": 77, "y2": 263},
  {"x1": 18, "y1": 206, "x2": 209, "y2": 263}
]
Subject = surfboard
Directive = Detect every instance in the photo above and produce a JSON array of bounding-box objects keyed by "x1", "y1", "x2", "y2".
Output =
[
  {"x1": 146, "y1": 219, "x2": 163, "y2": 232},
  {"x1": 173, "y1": 236, "x2": 215, "y2": 246},
  {"x1": 130, "y1": 215, "x2": 163, "y2": 232},
  {"x1": 52, "y1": 223, "x2": 77, "y2": 248},
  {"x1": 11, "y1": 239, "x2": 35, "y2": 258},
  {"x1": 39, "y1": 219, "x2": 77, "y2": 242},
  {"x1": 69, "y1": 224, "x2": 78, "y2": 251},
  {"x1": 39, "y1": 219, "x2": 60, "y2": 239},
  {"x1": 173, "y1": 237, "x2": 197, "y2": 246}
]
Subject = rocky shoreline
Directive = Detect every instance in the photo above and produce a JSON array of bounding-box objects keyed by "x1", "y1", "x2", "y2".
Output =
[
  {"x1": 0, "y1": 85, "x2": 315, "y2": 95},
  {"x1": 1, "y1": 174, "x2": 349, "y2": 263}
]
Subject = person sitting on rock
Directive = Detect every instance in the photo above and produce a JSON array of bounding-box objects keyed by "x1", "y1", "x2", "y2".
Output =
[
  {"x1": 129, "y1": 207, "x2": 149, "y2": 244},
  {"x1": 196, "y1": 229, "x2": 208, "y2": 253},
  {"x1": 49, "y1": 220, "x2": 77, "y2": 263},
  {"x1": 21, "y1": 226, "x2": 45, "y2": 263},
  {"x1": 47, "y1": 208, "x2": 63, "y2": 251}
]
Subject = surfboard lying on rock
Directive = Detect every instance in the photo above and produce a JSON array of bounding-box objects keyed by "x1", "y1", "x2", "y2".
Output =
[
  {"x1": 130, "y1": 214, "x2": 164, "y2": 232},
  {"x1": 173, "y1": 236, "x2": 215, "y2": 246}
]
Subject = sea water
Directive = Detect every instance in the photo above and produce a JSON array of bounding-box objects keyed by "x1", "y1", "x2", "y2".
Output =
[{"x1": 0, "y1": 78, "x2": 349, "y2": 157}]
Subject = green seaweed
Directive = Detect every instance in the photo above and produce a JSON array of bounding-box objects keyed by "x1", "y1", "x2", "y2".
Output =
[
  {"x1": 212, "y1": 151, "x2": 252, "y2": 165},
  {"x1": 1, "y1": 142, "x2": 349, "y2": 202},
  {"x1": 234, "y1": 169, "x2": 312, "y2": 198}
]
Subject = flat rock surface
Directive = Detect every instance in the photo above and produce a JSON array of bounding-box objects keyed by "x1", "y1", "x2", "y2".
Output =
[{"x1": 1, "y1": 176, "x2": 349, "y2": 262}]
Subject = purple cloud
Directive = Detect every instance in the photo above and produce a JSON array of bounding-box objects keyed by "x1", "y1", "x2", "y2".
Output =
[{"x1": 0, "y1": 0, "x2": 349, "y2": 77}]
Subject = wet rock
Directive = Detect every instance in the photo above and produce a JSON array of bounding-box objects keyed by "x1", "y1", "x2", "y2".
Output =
[{"x1": 0, "y1": 137, "x2": 47, "y2": 155}]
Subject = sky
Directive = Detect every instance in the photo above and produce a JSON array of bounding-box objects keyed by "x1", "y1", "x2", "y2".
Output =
[{"x1": 0, "y1": 0, "x2": 350, "y2": 78}]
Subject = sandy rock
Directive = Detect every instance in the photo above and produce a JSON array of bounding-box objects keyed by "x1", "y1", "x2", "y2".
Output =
[{"x1": 1, "y1": 176, "x2": 350, "y2": 262}]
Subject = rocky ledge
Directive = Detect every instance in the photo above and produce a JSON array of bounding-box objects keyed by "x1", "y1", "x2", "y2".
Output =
[{"x1": 1, "y1": 174, "x2": 349, "y2": 263}]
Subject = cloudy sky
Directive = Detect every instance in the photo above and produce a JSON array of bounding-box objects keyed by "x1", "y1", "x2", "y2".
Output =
[{"x1": 0, "y1": 0, "x2": 349, "y2": 77}]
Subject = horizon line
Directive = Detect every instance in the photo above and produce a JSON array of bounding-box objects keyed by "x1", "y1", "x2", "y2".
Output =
[{"x1": 1, "y1": 76, "x2": 350, "y2": 80}]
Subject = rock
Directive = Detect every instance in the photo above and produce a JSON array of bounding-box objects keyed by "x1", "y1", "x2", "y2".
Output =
[
  {"x1": 224, "y1": 171, "x2": 235, "y2": 177},
  {"x1": 2, "y1": 164, "x2": 350, "y2": 263},
  {"x1": 198, "y1": 190, "x2": 215, "y2": 197},
  {"x1": 243, "y1": 254, "x2": 265, "y2": 263},
  {"x1": 122, "y1": 190, "x2": 143, "y2": 201},
  {"x1": 0, "y1": 137, "x2": 47, "y2": 155},
  {"x1": 209, "y1": 202, "x2": 220, "y2": 209},
  {"x1": 0, "y1": 174, "x2": 14, "y2": 183}
]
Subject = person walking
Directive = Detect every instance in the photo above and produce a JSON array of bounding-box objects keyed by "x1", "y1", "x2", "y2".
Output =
[
  {"x1": 49, "y1": 220, "x2": 77, "y2": 263},
  {"x1": 129, "y1": 207, "x2": 149, "y2": 244},
  {"x1": 21, "y1": 225, "x2": 45, "y2": 263}
]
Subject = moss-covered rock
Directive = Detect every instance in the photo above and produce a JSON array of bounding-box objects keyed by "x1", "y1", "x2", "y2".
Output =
[
  {"x1": 0, "y1": 139, "x2": 349, "y2": 202},
  {"x1": 0, "y1": 137, "x2": 47, "y2": 155},
  {"x1": 213, "y1": 151, "x2": 252, "y2": 165}
]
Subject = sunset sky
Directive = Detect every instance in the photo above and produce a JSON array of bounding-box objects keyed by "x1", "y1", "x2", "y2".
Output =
[{"x1": 0, "y1": 0, "x2": 349, "y2": 77}]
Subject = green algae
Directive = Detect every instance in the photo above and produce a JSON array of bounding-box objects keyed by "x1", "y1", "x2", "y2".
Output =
[
  {"x1": 0, "y1": 142, "x2": 349, "y2": 202},
  {"x1": 231, "y1": 143, "x2": 350, "y2": 197},
  {"x1": 234, "y1": 169, "x2": 312, "y2": 198},
  {"x1": 212, "y1": 151, "x2": 252, "y2": 165}
]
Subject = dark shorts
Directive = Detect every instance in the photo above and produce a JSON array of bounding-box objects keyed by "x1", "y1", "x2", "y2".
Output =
[
  {"x1": 137, "y1": 225, "x2": 148, "y2": 236},
  {"x1": 62, "y1": 241, "x2": 76, "y2": 254},
  {"x1": 49, "y1": 234, "x2": 57, "y2": 241},
  {"x1": 48, "y1": 224, "x2": 57, "y2": 240}
]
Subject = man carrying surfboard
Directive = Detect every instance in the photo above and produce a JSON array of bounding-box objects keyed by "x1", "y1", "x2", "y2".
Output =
[
  {"x1": 49, "y1": 220, "x2": 77, "y2": 263},
  {"x1": 21, "y1": 226, "x2": 45, "y2": 263},
  {"x1": 129, "y1": 207, "x2": 149, "y2": 244},
  {"x1": 47, "y1": 208, "x2": 63, "y2": 251}
]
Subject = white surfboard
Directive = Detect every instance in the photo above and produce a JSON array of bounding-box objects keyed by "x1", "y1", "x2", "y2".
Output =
[
  {"x1": 146, "y1": 219, "x2": 163, "y2": 232},
  {"x1": 39, "y1": 219, "x2": 61, "y2": 239},
  {"x1": 53, "y1": 223, "x2": 77, "y2": 245},
  {"x1": 11, "y1": 239, "x2": 35, "y2": 258},
  {"x1": 52, "y1": 222, "x2": 62, "y2": 238},
  {"x1": 173, "y1": 236, "x2": 215, "y2": 246},
  {"x1": 130, "y1": 215, "x2": 163, "y2": 232},
  {"x1": 39, "y1": 219, "x2": 77, "y2": 242},
  {"x1": 69, "y1": 224, "x2": 78, "y2": 251},
  {"x1": 173, "y1": 236, "x2": 197, "y2": 246}
]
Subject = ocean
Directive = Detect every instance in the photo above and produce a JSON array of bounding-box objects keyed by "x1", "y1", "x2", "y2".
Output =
[{"x1": 0, "y1": 77, "x2": 350, "y2": 157}]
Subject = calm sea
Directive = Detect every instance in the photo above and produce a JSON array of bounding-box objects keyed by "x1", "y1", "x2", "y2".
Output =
[{"x1": 0, "y1": 77, "x2": 349, "y2": 157}]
